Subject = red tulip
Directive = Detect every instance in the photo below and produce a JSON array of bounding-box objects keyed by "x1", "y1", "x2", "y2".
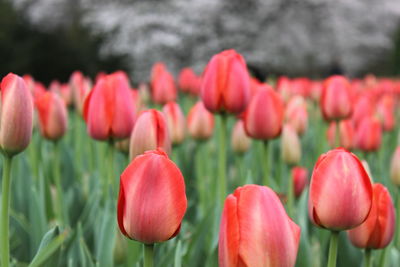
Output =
[
  {"x1": 285, "y1": 96, "x2": 308, "y2": 136},
  {"x1": 83, "y1": 71, "x2": 136, "y2": 141},
  {"x1": 70, "y1": 71, "x2": 91, "y2": 114},
  {"x1": 219, "y1": 184, "x2": 300, "y2": 267},
  {"x1": 60, "y1": 84, "x2": 73, "y2": 106},
  {"x1": 162, "y1": 102, "x2": 186, "y2": 145},
  {"x1": 309, "y1": 81, "x2": 323, "y2": 102},
  {"x1": 0, "y1": 73, "x2": 33, "y2": 156},
  {"x1": 355, "y1": 116, "x2": 382, "y2": 152},
  {"x1": 276, "y1": 76, "x2": 292, "y2": 103},
  {"x1": 151, "y1": 63, "x2": 177, "y2": 104},
  {"x1": 178, "y1": 68, "x2": 200, "y2": 95},
  {"x1": 320, "y1": 76, "x2": 353, "y2": 121},
  {"x1": 231, "y1": 120, "x2": 251, "y2": 154},
  {"x1": 390, "y1": 146, "x2": 400, "y2": 186},
  {"x1": 117, "y1": 149, "x2": 187, "y2": 244},
  {"x1": 244, "y1": 86, "x2": 284, "y2": 140},
  {"x1": 187, "y1": 101, "x2": 215, "y2": 140},
  {"x1": 292, "y1": 167, "x2": 308, "y2": 198},
  {"x1": 351, "y1": 94, "x2": 375, "y2": 128},
  {"x1": 201, "y1": 49, "x2": 250, "y2": 114},
  {"x1": 33, "y1": 82, "x2": 46, "y2": 100},
  {"x1": 35, "y1": 91, "x2": 68, "y2": 140},
  {"x1": 347, "y1": 183, "x2": 395, "y2": 249},
  {"x1": 129, "y1": 109, "x2": 170, "y2": 160},
  {"x1": 376, "y1": 95, "x2": 395, "y2": 131},
  {"x1": 309, "y1": 148, "x2": 373, "y2": 230},
  {"x1": 326, "y1": 120, "x2": 354, "y2": 150}
]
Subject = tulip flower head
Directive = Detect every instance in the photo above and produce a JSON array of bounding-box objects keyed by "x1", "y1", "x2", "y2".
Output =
[
  {"x1": 281, "y1": 124, "x2": 301, "y2": 165},
  {"x1": 347, "y1": 183, "x2": 395, "y2": 249},
  {"x1": 117, "y1": 149, "x2": 187, "y2": 244},
  {"x1": 0, "y1": 73, "x2": 33, "y2": 156},
  {"x1": 201, "y1": 49, "x2": 250, "y2": 114},
  {"x1": 151, "y1": 63, "x2": 177, "y2": 104},
  {"x1": 187, "y1": 101, "x2": 215, "y2": 140},
  {"x1": 162, "y1": 102, "x2": 186, "y2": 145},
  {"x1": 219, "y1": 184, "x2": 300, "y2": 267},
  {"x1": 354, "y1": 116, "x2": 382, "y2": 152},
  {"x1": 231, "y1": 119, "x2": 251, "y2": 154},
  {"x1": 326, "y1": 120, "x2": 354, "y2": 150},
  {"x1": 292, "y1": 167, "x2": 308, "y2": 198},
  {"x1": 390, "y1": 146, "x2": 400, "y2": 187},
  {"x1": 309, "y1": 148, "x2": 373, "y2": 230}
]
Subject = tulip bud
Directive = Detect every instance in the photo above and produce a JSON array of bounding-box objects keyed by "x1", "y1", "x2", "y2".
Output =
[
  {"x1": 281, "y1": 124, "x2": 301, "y2": 165},
  {"x1": 162, "y1": 102, "x2": 186, "y2": 145},
  {"x1": 129, "y1": 109, "x2": 171, "y2": 160},
  {"x1": 83, "y1": 71, "x2": 136, "y2": 141},
  {"x1": 390, "y1": 147, "x2": 400, "y2": 186},
  {"x1": 309, "y1": 148, "x2": 373, "y2": 230},
  {"x1": 201, "y1": 49, "x2": 250, "y2": 114},
  {"x1": 0, "y1": 73, "x2": 33, "y2": 156},
  {"x1": 219, "y1": 184, "x2": 300, "y2": 267},
  {"x1": 151, "y1": 63, "x2": 177, "y2": 104},
  {"x1": 187, "y1": 101, "x2": 215, "y2": 140},
  {"x1": 117, "y1": 149, "x2": 187, "y2": 244},
  {"x1": 60, "y1": 84, "x2": 73, "y2": 107},
  {"x1": 292, "y1": 167, "x2": 308, "y2": 198},
  {"x1": 244, "y1": 86, "x2": 284, "y2": 140},
  {"x1": 347, "y1": 183, "x2": 395, "y2": 249},
  {"x1": 326, "y1": 120, "x2": 354, "y2": 150},
  {"x1": 70, "y1": 71, "x2": 91, "y2": 114},
  {"x1": 376, "y1": 95, "x2": 395, "y2": 132},
  {"x1": 178, "y1": 68, "x2": 200, "y2": 95},
  {"x1": 231, "y1": 120, "x2": 251, "y2": 154},
  {"x1": 138, "y1": 82, "x2": 151, "y2": 106},
  {"x1": 355, "y1": 116, "x2": 382, "y2": 152},
  {"x1": 320, "y1": 75, "x2": 353, "y2": 121},
  {"x1": 35, "y1": 91, "x2": 68, "y2": 141},
  {"x1": 351, "y1": 95, "x2": 374, "y2": 128},
  {"x1": 285, "y1": 96, "x2": 308, "y2": 136}
]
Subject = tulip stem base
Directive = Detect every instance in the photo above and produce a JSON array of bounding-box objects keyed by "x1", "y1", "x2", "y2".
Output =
[
  {"x1": 217, "y1": 115, "x2": 227, "y2": 206},
  {"x1": 0, "y1": 155, "x2": 13, "y2": 267},
  {"x1": 287, "y1": 164, "x2": 294, "y2": 218},
  {"x1": 262, "y1": 140, "x2": 270, "y2": 187},
  {"x1": 364, "y1": 249, "x2": 373, "y2": 267},
  {"x1": 327, "y1": 231, "x2": 339, "y2": 267},
  {"x1": 143, "y1": 243, "x2": 154, "y2": 267}
]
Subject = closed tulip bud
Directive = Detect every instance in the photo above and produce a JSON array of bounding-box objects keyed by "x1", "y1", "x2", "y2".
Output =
[
  {"x1": 178, "y1": 68, "x2": 200, "y2": 95},
  {"x1": 0, "y1": 73, "x2": 33, "y2": 156},
  {"x1": 138, "y1": 82, "x2": 151, "y2": 105},
  {"x1": 309, "y1": 148, "x2": 373, "y2": 230},
  {"x1": 292, "y1": 167, "x2": 308, "y2": 198},
  {"x1": 376, "y1": 95, "x2": 395, "y2": 132},
  {"x1": 60, "y1": 84, "x2": 73, "y2": 106},
  {"x1": 390, "y1": 147, "x2": 400, "y2": 186},
  {"x1": 117, "y1": 149, "x2": 187, "y2": 244},
  {"x1": 35, "y1": 91, "x2": 68, "y2": 141},
  {"x1": 326, "y1": 120, "x2": 354, "y2": 150},
  {"x1": 201, "y1": 49, "x2": 250, "y2": 114},
  {"x1": 70, "y1": 71, "x2": 90, "y2": 113},
  {"x1": 285, "y1": 96, "x2": 308, "y2": 136},
  {"x1": 162, "y1": 102, "x2": 186, "y2": 145},
  {"x1": 355, "y1": 116, "x2": 382, "y2": 152},
  {"x1": 320, "y1": 76, "x2": 353, "y2": 121},
  {"x1": 231, "y1": 120, "x2": 251, "y2": 154},
  {"x1": 83, "y1": 72, "x2": 136, "y2": 141},
  {"x1": 187, "y1": 101, "x2": 215, "y2": 140},
  {"x1": 151, "y1": 63, "x2": 177, "y2": 104},
  {"x1": 347, "y1": 184, "x2": 395, "y2": 249},
  {"x1": 219, "y1": 184, "x2": 300, "y2": 267},
  {"x1": 129, "y1": 109, "x2": 170, "y2": 160},
  {"x1": 244, "y1": 86, "x2": 284, "y2": 140},
  {"x1": 281, "y1": 124, "x2": 301, "y2": 165},
  {"x1": 351, "y1": 95, "x2": 375, "y2": 128}
]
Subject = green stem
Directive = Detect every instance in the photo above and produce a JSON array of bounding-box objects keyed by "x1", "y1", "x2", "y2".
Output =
[
  {"x1": 287, "y1": 164, "x2": 294, "y2": 218},
  {"x1": 262, "y1": 140, "x2": 270, "y2": 186},
  {"x1": 0, "y1": 155, "x2": 13, "y2": 267},
  {"x1": 217, "y1": 115, "x2": 227, "y2": 206},
  {"x1": 364, "y1": 249, "x2": 373, "y2": 267},
  {"x1": 107, "y1": 140, "x2": 115, "y2": 199},
  {"x1": 327, "y1": 231, "x2": 339, "y2": 267},
  {"x1": 143, "y1": 244, "x2": 154, "y2": 267},
  {"x1": 378, "y1": 246, "x2": 388, "y2": 267},
  {"x1": 53, "y1": 141, "x2": 67, "y2": 225},
  {"x1": 335, "y1": 119, "x2": 340, "y2": 148}
]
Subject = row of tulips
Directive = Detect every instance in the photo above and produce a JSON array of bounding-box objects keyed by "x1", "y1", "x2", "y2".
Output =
[{"x1": 1, "y1": 49, "x2": 400, "y2": 266}]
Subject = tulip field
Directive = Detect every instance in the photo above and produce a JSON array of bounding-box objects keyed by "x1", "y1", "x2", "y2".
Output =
[{"x1": 2, "y1": 49, "x2": 400, "y2": 267}]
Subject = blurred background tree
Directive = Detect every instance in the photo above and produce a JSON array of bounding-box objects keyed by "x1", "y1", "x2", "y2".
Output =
[{"x1": 0, "y1": 0, "x2": 129, "y2": 84}]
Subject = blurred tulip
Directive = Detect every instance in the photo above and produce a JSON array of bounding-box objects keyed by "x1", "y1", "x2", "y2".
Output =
[
  {"x1": 83, "y1": 71, "x2": 136, "y2": 141},
  {"x1": 187, "y1": 101, "x2": 215, "y2": 140},
  {"x1": 178, "y1": 68, "x2": 200, "y2": 95},
  {"x1": 355, "y1": 116, "x2": 382, "y2": 152},
  {"x1": 23, "y1": 74, "x2": 35, "y2": 94},
  {"x1": 219, "y1": 184, "x2": 300, "y2": 267},
  {"x1": 390, "y1": 147, "x2": 400, "y2": 186},
  {"x1": 151, "y1": 63, "x2": 177, "y2": 104},
  {"x1": 326, "y1": 120, "x2": 354, "y2": 150},
  {"x1": 129, "y1": 109, "x2": 170, "y2": 160},
  {"x1": 70, "y1": 71, "x2": 91, "y2": 114},
  {"x1": 276, "y1": 76, "x2": 292, "y2": 103},
  {"x1": 35, "y1": 91, "x2": 68, "y2": 141},
  {"x1": 0, "y1": 73, "x2": 33, "y2": 156},
  {"x1": 309, "y1": 148, "x2": 373, "y2": 230},
  {"x1": 33, "y1": 82, "x2": 46, "y2": 100},
  {"x1": 59, "y1": 84, "x2": 73, "y2": 106},
  {"x1": 138, "y1": 82, "x2": 151, "y2": 106},
  {"x1": 117, "y1": 149, "x2": 187, "y2": 244},
  {"x1": 376, "y1": 95, "x2": 395, "y2": 131},
  {"x1": 347, "y1": 183, "x2": 395, "y2": 249},
  {"x1": 292, "y1": 167, "x2": 308, "y2": 198},
  {"x1": 244, "y1": 86, "x2": 284, "y2": 140},
  {"x1": 320, "y1": 76, "x2": 353, "y2": 121},
  {"x1": 162, "y1": 102, "x2": 186, "y2": 145},
  {"x1": 351, "y1": 94, "x2": 375, "y2": 128},
  {"x1": 309, "y1": 81, "x2": 323, "y2": 102},
  {"x1": 231, "y1": 120, "x2": 251, "y2": 154},
  {"x1": 281, "y1": 124, "x2": 301, "y2": 165},
  {"x1": 285, "y1": 96, "x2": 308, "y2": 136},
  {"x1": 201, "y1": 49, "x2": 250, "y2": 114}
]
